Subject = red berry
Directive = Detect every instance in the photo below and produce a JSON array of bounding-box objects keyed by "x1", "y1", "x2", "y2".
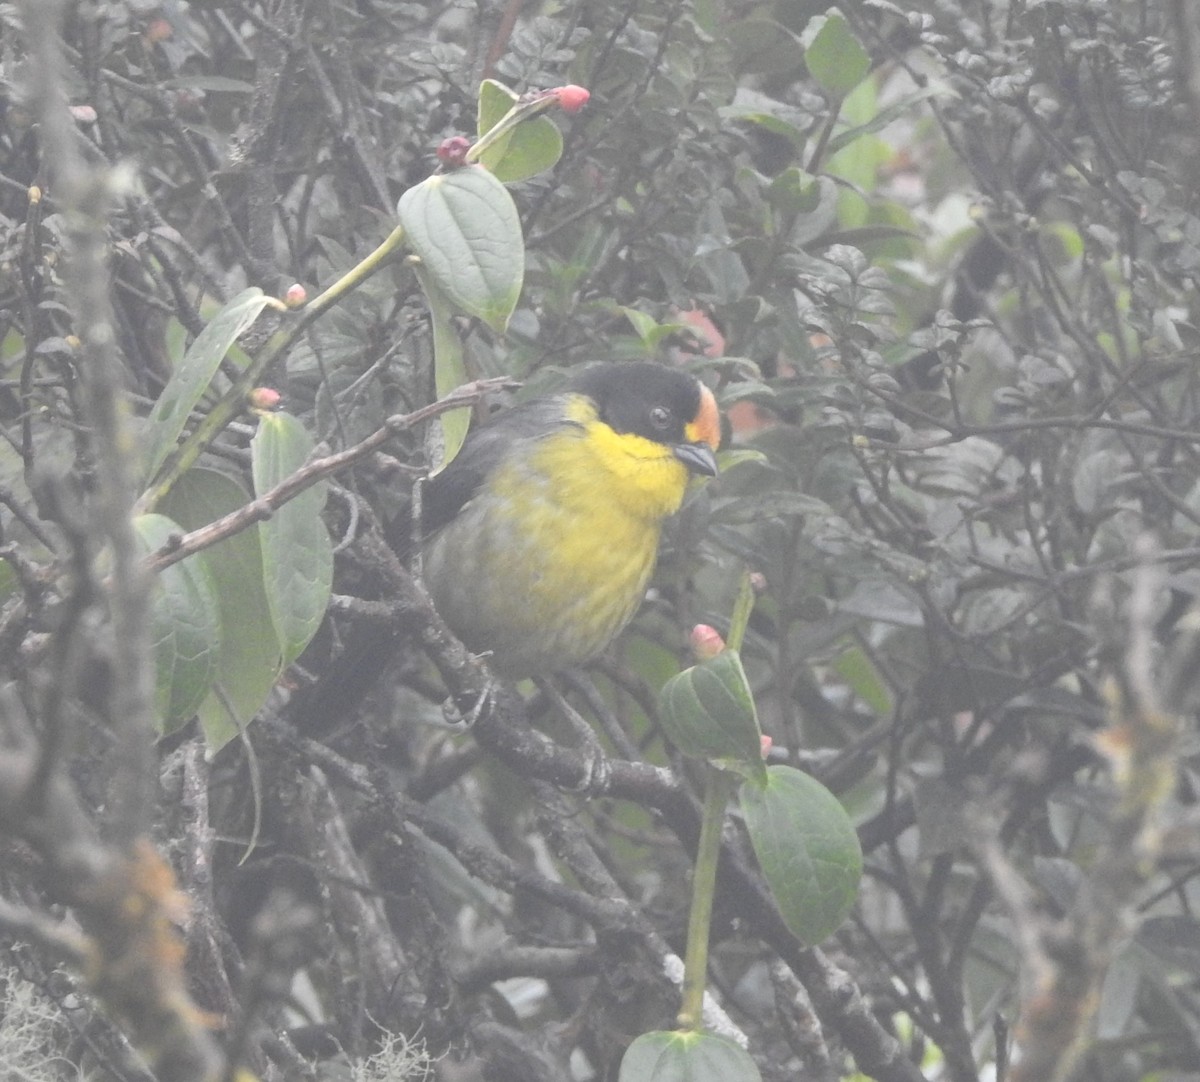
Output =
[{"x1": 555, "y1": 85, "x2": 590, "y2": 114}]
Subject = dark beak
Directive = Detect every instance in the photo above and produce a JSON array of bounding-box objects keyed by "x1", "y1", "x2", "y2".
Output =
[{"x1": 673, "y1": 441, "x2": 719, "y2": 477}]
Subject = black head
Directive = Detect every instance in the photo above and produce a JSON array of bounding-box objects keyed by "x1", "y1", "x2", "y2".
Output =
[{"x1": 569, "y1": 362, "x2": 708, "y2": 447}]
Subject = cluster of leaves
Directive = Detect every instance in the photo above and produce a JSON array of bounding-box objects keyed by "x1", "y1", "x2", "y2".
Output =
[{"x1": 2, "y1": 1, "x2": 1200, "y2": 1081}]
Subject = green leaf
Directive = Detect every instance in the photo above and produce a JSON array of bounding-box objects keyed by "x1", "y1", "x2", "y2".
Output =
[
  {"x1": 164, "y1": 315, "x2": 188, "y2": 370},
  {"x1": 619, "y1": 1030, "x2": 761, "y2": 1082},
  {"x1": 478, "y1": 79, "x2": 520, "y2": 136},
  {"x1": 1040, "y1": 220, "x2": 1085, "y2": 262},
  {"x1": 801, "y1": 12, "x2": 871, "y2": 100},
  {"x1": 767, "y1": 168, "x2": 824, "y2": 216},
  {"x1": 619, "y1": 307, "x2": 693, "y2": 351},
  {"x1": 825, "y1": 79, "x2": 884, "y2": 197},
  {"x1": 740, "y1": 765, "x2": 863, "y2": 945},
  {"x1": 141, "y1": 288, "x2": 272, "y2": 486},
  {"x1": 719, "y1": 89, "x2": 808, "y2": 152},
  {"x1": 134, "y1": 513, "x2": 222, "y2": 732},
  {"x1": 825, "y1": 85, "x2": 944, "y2": 156},
  {"x1": 413, "y1": 264, "x2": 471, "y2": 470},
  {"x1": 724, "y1": 109, "x2": 806, "y2": 152},
  {"x1": 658, "y1": 651, "x2": 766, "y2": 782},
  {"x1": 788, "y1": 175, "x2": 841, "y2": 246},
  {"x1": 716, "y1": 448, "x2": 768, "y2": 473},
  {"x1": 622, "y1": 306, "x2": 662, "y2": 344},
  {"x1": 476, "y1": 81, "x2": 564, "y2": 182},
  {"x1": 397, "y1": 168, "x2": 524, "y2": 332},
  {"x1": 159, "y1": 468, "x2": 284, "y2": 752},
  {"x1": 490, "y1": 119, "x2": 563, "y2": 183},
  {"x1": 251, "y1": 413, "x2": 333, "y2": 667},
  {"x1": 832, "y1": 642, "x2": 893, "y2": 716}
]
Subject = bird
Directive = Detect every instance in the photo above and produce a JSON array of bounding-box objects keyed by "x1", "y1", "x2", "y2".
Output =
[
  {"x1": 417, "y1": 361, "x2": 720, "y2": 678},
  {"x1": 290, "y1": 362, "x2": 720, "y2": 733}
]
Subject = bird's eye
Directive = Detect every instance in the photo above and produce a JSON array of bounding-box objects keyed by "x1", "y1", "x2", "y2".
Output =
[{"x1": 649, "y1": 406, "x2": 672, "y2": 429}]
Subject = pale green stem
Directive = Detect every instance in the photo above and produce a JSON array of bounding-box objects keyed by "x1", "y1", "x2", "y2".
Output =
[
  {"x1": 142, "y1": 91, "x2": 563, "y2": 510},
  {"x1": 139, "y1": 223, "x2": 408, "y2": 511},
  {"x1": 677, "y1": 766, "x2": 738, "y2": 1031},
  {"x1": 726, "y1": 569, "x2": 756, "y2": 653}
]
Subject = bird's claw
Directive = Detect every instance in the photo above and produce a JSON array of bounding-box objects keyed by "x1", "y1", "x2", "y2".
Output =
[{"x1": 439, "y1": 684, "x2": 493, "y2": 730}]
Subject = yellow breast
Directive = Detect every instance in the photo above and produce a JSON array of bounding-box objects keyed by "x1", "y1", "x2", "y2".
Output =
[{"x1": 421, "y1": 400, "x2": 693, "y2": 677}]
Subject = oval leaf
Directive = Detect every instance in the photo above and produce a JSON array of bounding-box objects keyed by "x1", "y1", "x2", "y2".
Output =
[
  {"x1": 619, "y1": 1030, "x2": 760, "y2": 1082},
  {"x1": 659, "y1": 651, "x2": 766, "y2": 781},
  {"x1": 134, "y1": 513, "x2": 222, "y2": 731},
  {"x1": 477, "y1": 79, "x2": 564, "y2": 183},
  {"x1": 740, "y1": 765, "x2": 863, "y2": 945},
  {"x1": 141, "y1": 288, "x2": 271, "y2": 485},
  {"x1": 159, "y1": 468, "x2": 284, "y2": 752},
  {"x1": 251, "y1": 412, "x2": 333, "y2": 667},
  {"x1": 825, "y1": 85, "x2": 944, "y2": 156},
  {"x1": 397, "y1": 168, "x2": 524, "y2": 332},
  {"x1": 801, "y1": 13, "x2": 871, "y2": 100},
  {"x1": 767, "y1": 167, "x2": 823, "y2": 215},
  {"x1": 487, "y1": 117, "x2": 564, "y2": 184},
  {"x1": 478, "y1": 78, "x2": 520, "y2": 136}
]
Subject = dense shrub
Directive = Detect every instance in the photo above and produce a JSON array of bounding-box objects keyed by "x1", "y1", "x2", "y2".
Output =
[{"x1": 1, "y1": 1, "x2": 1198, "y2": 1080}]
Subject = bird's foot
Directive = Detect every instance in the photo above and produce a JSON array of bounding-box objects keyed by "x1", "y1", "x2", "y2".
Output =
[
  {"x1": 538, "y1": 678, "x2": 611, "y2": 795},
  {"x1": 438, "y1": 683, "x2": 494, "y2": 730}
]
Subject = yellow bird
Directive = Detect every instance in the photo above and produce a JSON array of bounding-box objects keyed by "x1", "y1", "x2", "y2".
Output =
[{"x1": 419, "y1": 362, "x2": 720, "y2": 677}]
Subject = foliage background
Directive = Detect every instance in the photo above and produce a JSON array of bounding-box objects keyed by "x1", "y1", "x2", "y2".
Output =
[{"x1": 2, "y1": 0, "x2": 1200, "y2": 1080}]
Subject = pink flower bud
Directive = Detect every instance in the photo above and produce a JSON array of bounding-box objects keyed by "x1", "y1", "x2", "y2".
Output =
[
  {"x1": 284, "y1": 283, "x2": 307, "y2": 307},
  {"x1": 436, "y1": 135, "x2": 472, "y2": 168},
  {"x1": 689, "y1": 624, "x2": 726, "y2": 660},
  {"x1": 759, "y1": 735, "x2": 773, "y2": 759},
  {"x1": 144, "y1": 17, "x2": 172, "y2": 44},
  {"x1": 554, "y1": 85, "x2": 590, "y2": 114},
  {"x1": 248, "y1": 387, "x2": 281, "y2": 411}
]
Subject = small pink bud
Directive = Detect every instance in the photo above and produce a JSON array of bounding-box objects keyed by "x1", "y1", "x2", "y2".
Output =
[
  {"x1": 144, "y1": 17, "x2": 172, "y2": 44},
  {"x1": 760, "y1": 735, "x2": 773, "y2": 759},
  {"x1": 554, "y1": 85, "x2": 590, "y2": 114},
  {"x1": 749, "y1": 571, "x2": 768, "y2": 593},
  {"x1": 436, "y1": 135, "x2": 472, "y2": 168},
  {"x1": 689, "y1": 624, "x2": 726, "y2": 661},
  {"x1": 248, "y1": 387, "x2": 281, "y2": 411},
  {"x1": 69, "y1": 104, "x2": 98, "y2": 124},
  {"x1": 284, "y1": 282, "x2": 307, "y2": 307}
]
